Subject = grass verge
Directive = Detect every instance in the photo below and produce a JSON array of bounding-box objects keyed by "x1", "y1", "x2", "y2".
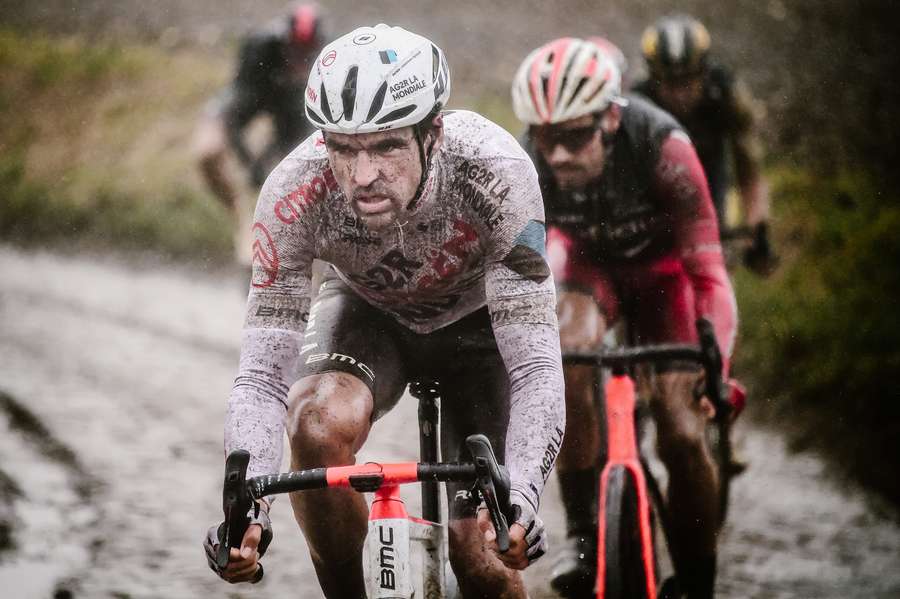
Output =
[{"x1": 735, "y1": 166, "x2": 900, "y2": 504}]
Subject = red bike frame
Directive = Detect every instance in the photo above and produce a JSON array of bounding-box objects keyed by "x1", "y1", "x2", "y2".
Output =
[{"x1": 596, "y1": 374, "x2": 657, "y2": 598}]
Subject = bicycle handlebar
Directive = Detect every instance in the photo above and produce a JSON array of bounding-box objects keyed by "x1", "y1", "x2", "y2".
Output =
[
  {"x1": 218, "y1": 435, "x2": 512, "y2": 581},
  {"x1": 562, "y1": 318, "x2": 730, "y2": 421}
]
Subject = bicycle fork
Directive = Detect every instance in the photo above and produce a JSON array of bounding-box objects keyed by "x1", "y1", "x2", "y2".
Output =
[{"x1": 597, "y1": 374, "x2": 657, "y2": 599}]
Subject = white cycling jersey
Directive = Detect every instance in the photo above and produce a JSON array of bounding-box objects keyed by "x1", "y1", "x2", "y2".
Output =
[{"x1": 225, "y1": 110, "x2": 565, "y2": 512}]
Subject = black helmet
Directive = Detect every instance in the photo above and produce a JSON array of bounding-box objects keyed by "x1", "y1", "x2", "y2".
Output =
[{"x1": 641, "y1": 15, "x2": 710, "y2": 80}]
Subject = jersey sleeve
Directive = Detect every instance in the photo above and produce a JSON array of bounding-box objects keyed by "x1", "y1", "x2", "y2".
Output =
[
  {"x1": 483, "y1": 155, "x2": 566, "y2": 512},
  {"x1": 728, "y1": 78, "x2": 765, "y2": 190},
  {"x1": 224, "y1": 158, "x2": 318, "y2": 480},
  {"x1": 655, "y1": 131, "x2": 738, "y2": 364}
]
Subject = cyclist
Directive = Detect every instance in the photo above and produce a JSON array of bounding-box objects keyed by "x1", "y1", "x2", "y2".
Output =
[
  {"x1": 634, "y1": 15, "x2": 775, "y2": 274},
  {"x1": 203, "y1": 24, "x2": 565, "y2": 598},
  {"x1": 192, "y1": 3, "x2": 325, "y2": 265},
  {"x1": 512, "y1": 38, "x2": 737, "y2": 598}
]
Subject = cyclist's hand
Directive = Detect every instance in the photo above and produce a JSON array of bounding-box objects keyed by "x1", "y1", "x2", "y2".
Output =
[
  {"x1": 743, "y1": 222, "x2": 778, "y2": 276},
  {"x1": 203, "y1": 506, "x2": 273, "y2": 584},
  {"x1": 478, "y1": 493, "x2": 547, "y2": 570}
]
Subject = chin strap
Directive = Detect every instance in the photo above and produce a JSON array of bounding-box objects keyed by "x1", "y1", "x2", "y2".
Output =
[{"x1": 405, "y1": 121, "x2": 439, "y2": 212}]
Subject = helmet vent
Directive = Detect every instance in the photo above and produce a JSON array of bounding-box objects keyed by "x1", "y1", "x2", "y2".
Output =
[
  {"x1": 375, "y1": 104, "x2": 417, "y2": 125},
  {"x1": 320, "y1": 83, "x2": 335, "y2": 123},
  {"x1": 431, "y1": 44, "x2": 440, "y2": 79},
  {"x1": 306, "y1": 108, "x2": 325, "y2": 125},
  {"x1": 365, "y1": 81, "x2": 389, "y2": 123},
  {"x1": 341, "y1": 66, "x2": 359, "y2": 121}
]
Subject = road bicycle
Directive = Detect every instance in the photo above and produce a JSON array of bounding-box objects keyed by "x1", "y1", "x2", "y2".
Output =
[
  {"x1": 562, "y1": 318, "x2": 736, "y2": 599},
  {"x1": 215, "y1": 380, "x2": 511, "y2": 598}
]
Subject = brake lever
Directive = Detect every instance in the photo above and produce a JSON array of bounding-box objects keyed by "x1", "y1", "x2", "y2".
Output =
[
  {"x1": 466, "y1": 434, "x2": 511, "y2": 553},
  {"x1": 217, "y1": 450, "x2": 252, "y2": 570},
  {"x1": 696, "y1": 318, "x2": 730, "y2": 421}
]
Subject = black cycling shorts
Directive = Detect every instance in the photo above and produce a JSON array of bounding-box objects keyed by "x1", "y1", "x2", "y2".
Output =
[{"x1": 297, "y1": 270, "x2": 511, "y2": 518}]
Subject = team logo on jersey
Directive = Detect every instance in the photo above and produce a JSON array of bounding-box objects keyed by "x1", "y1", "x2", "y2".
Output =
[{"x1": 251, "y1": 222, "x2": 279, "y2": 288}]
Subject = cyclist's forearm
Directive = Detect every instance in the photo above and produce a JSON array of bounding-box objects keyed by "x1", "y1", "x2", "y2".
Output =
[
  {"x1": 225, "y1": 326, "x2": 302, "y2": 479},
  {"x1": 684, "y1": 256, "x2": 737, "y2": 370},
  {"x1": 739, "y1": 176, "x2": 770, "y2": 226},
  {"x1": 494, "y1": 319, "x2": 566, "y2": 511}
]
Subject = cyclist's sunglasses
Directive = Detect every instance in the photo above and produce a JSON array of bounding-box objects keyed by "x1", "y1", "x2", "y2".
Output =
[{"x1": 531, "y1": 116, "x2": 602, "y2": 153}]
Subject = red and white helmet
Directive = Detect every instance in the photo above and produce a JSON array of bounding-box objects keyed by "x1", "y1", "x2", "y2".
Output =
[
  {"x1": 588, "y1": 36, "x2": 628, "y2": 81},
  {"x1": 305, "y1": 24, "x2": 451, "y2": 134},
  {"x1": 512, "y1": 37, "x2": 624, "y2": 126}
]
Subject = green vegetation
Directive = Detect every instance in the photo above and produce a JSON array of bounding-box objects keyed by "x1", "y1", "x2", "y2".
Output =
[
  {"x1": 0, "y1": 29, "x2": 232, "y2": 260},
  {"x1": 735, "y1": 168, "x2": 900, "y2": 503}
]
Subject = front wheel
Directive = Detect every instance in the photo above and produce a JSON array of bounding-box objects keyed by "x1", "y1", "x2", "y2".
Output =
[{"x1": 600, "y1": 466, "x2": 655, "y2": 599}]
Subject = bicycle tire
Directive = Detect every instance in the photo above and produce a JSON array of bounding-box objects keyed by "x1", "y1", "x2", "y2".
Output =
[{"x1": 601, "y1": 466, "x2": 654, "y2": 599}]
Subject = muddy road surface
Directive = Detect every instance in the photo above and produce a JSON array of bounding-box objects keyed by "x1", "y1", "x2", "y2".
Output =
[{"x1": 1, "y1": 244, "x2": 898, "y2": 598}]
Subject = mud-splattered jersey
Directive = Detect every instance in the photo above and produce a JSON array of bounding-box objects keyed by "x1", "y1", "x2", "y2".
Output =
[{"x1": 225, "y1": 110, "x2": 565, "y2": 512}]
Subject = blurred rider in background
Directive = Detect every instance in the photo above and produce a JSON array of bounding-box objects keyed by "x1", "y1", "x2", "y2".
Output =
[
  {"x1": 634, "y1": 15, "x2": 776, "y2": 275},
  {"x1": 192, "y1": 3, "x2": 325, "y2": 265}
]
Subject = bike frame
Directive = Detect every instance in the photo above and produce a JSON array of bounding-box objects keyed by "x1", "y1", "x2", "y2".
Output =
[
  {"x1": 596, "y1": 374, "x2": 657, "y2": 598},
  {"x1": 564, "y1": 318, "x2": 731, "y2": 599}
]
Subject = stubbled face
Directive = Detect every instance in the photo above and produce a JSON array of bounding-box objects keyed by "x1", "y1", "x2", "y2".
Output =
[
  {"x1": 324, "y1": 127, "x2": 423, "y2": 231},
  {"x1": 656, "y1": 75, "x2": 704, "y2": 119},
  {"x1": 532, "y1": 114, "x2": 607, "y2": 191}
]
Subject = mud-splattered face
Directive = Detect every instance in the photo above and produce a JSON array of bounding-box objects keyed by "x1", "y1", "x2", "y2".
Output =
[
  {"x1": 324, "y1": 127, "x2": 423, "y2": 231},
  {"x1": 532, "y1": 113, "x2": 609, "y2": 191}
]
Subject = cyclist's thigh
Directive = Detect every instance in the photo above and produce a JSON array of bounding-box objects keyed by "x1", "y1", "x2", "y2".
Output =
[
  {"x1": 547, "y1": 225, "x2": 620, "y2": 323},
  {"x1": 192, "y1": 92, "x2": 232, "y2": 162},
  {"x1": 621, "y1": 255, "x2": 697, "y2": 346},
  {"x1": 296, "y1": 269, "x2": 408, "y2": 419},
  {"x1": 418, "y1": 308, "x2": 510, "y2": 519}
]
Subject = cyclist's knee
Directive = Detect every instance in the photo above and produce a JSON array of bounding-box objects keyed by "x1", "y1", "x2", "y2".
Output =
[
  {"x1": 652, "y1": 373, "x2": 708, "y2": 465},
  {"x1": 654, "y1": 405, "x2": 707, "y2": 466},
  {"x1": 557, "y1": 291, "x2": 606, "y2": 351},
  {"x1": 563, "y1": 364, "x2": 596, "y2": 409},
  {"x1": 286, "y1": 373, "x2": 373, "y2": 463}
]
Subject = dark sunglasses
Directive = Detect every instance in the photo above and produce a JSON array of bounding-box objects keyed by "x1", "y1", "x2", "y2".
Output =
[{"x1": 531, "y1": 118, "x2": 601, "y2": 153}]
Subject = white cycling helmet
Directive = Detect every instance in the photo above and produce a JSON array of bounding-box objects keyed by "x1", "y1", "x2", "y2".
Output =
[
  {"x1": 305, "y1": 24, "x2": 451, "y2": 134},
  {"x1": 512, "y1": 37, "x2": 624, "y2": 126}
]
